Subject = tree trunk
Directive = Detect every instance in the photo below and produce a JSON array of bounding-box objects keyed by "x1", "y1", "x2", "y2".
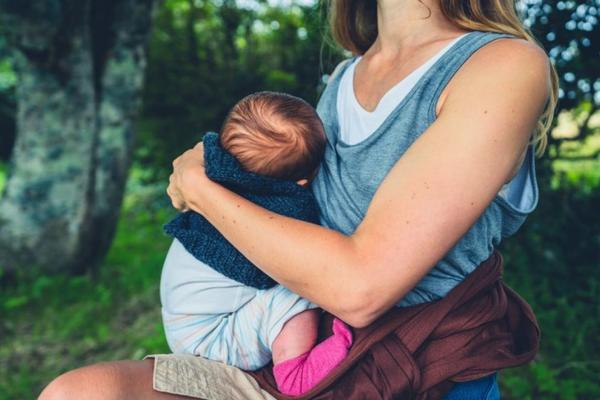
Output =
[{"x1": 0, "y1": 0, "x2": 155, "y2": 275}]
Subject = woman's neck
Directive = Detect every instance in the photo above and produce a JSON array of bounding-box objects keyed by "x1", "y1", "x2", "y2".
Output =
[{"x1": 372, "y1": 0, "x2": 466, "y2": 59}]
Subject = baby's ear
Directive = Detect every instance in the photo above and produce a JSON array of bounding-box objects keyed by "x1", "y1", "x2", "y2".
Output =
[{"x1": 296, "y1": 178, "x2": 309, "y2": 187}]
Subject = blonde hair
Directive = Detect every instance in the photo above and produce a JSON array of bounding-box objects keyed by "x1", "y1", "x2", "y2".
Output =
[{"x1": 327, "y1": 0, "x2": 559, "y2": 158}]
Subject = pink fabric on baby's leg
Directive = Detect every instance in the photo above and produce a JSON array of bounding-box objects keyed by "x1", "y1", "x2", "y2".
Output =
[{"x1": 273, "y1": 318, "x2": 353, "y2": 396}]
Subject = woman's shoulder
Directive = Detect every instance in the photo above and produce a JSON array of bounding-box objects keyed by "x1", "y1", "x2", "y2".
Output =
[
  {"x1": 476, "y1": 34, "x2": 550, "y2": 68},
  {"x1": 462, "y1": 34, "x2": 550, "y2": 87},
  {"x1": 439, "y1": 33, "x2": 551, "y2": 117}
]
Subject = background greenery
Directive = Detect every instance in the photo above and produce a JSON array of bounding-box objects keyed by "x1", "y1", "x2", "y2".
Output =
[{"x1": 1, "y1": 0, "x2": 599, "y2": 399}]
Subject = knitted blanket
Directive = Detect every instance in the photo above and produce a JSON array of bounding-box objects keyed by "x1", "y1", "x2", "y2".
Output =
[{"x1": 163, "y1": 131, "x2": 321, "y2": 289}]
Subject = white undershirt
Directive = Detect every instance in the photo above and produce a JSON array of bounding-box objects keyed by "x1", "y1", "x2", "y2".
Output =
[{"x1": 337, "y1": 33, "x2": 470, "y2": 145}]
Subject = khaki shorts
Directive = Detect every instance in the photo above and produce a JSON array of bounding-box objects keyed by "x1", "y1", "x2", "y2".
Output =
[{"x1": 144, "y1": 354, "x2": 276, "y2": 399}]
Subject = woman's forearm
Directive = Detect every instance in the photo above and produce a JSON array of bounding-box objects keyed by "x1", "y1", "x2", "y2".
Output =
[{"x1": 188, "y1": 179, "x2": 377, "y2": 326}]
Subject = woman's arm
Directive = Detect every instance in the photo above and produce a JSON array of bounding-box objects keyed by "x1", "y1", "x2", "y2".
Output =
[{"x1": 168, "y1": 39, "x2": 551, "y2": 328}]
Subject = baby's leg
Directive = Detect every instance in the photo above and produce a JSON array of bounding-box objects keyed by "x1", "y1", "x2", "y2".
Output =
[{"x1": 272, "y1": 311, "x2": 353, "y2": 396}]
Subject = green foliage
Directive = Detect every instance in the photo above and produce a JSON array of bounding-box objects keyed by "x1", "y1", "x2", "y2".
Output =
[
  {"x1": 0, "y1": 167, "x2": 174, "y2": 399},
  {"x1": 549, "y1": 101, "x2": 600, "y2": 192},
  {"x1": 0, "y1": 162, "x2": 5, "y2": 193},
  {"x1": 498, "y1": 177, "x2": 600, "y2": 399},
  {"x1": 0, "y1": 57, "x2": 16, "y2": 91},
  {"x1": 551, "y1": 135, "x2": 600, "y2": 192},
  {"x1": 135, "y1": 0, "x2": 344, "y2": 182},
  {"x1": 0, "y1": 36, "x2": 16, "y2": 161}
]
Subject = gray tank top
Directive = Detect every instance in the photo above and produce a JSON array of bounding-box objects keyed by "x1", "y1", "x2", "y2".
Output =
[{"x1": 311, "y1": 30, "x2": 539, "y2": 306}]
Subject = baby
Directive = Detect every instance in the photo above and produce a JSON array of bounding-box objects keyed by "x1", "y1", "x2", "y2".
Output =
[{"x1": 160, "y1": 91, "x2": 353, "y2": 396}]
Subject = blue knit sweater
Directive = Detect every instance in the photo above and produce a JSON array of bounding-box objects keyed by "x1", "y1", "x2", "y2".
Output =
[{"x1": 163, "y1": 131, "x2": 321, "y2": 289}]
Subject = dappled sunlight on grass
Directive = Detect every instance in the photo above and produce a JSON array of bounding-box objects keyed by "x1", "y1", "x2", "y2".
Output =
[
  {"x1": 551, "y1": 130, "x2": 600, "y2": 191},
  {"x1": 550, "y1": 108, "x2": 600, "y2": 192}
]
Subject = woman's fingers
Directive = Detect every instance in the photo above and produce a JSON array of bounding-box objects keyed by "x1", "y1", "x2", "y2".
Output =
[
  {"x1": 170, "y1": 194, "x2": 187, "y2": 211},
  {"x1": 166, "y1": 177, "x2": 187, "y2": 211},
  {"x1": 192, "y1": 144, "x2": 205, "y2": 166},
  {"x1": 166, "y1": 140, "x2": 211, "y2": 214},
  {"x1": 171, "y1": 143, "x2": 205, "y2": 171}
]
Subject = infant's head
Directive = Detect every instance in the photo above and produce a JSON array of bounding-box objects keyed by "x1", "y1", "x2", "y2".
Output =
[{"x1": 219, "y1": 91, "x2": 326, "y2": 185}]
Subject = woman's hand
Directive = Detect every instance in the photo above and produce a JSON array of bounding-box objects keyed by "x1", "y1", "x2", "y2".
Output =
[{"x1": 167, "y1": 141, "x2": 213, "y2": 213}]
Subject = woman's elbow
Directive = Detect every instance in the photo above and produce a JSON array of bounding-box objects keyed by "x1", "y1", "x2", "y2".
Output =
[
  {"x1": 335, "y1": 286, "x2": 388, "y2": 329},
  {"x1": 331, "y1": 252, "x2": 403, "y2": 328},
  {"x1": 343, "y1": 311, "x2": 378, "y2": 329}
]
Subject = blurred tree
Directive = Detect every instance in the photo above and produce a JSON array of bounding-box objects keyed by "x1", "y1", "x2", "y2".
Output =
[
  {"x1": 0, "y1": 36, "x2": 16, "y2": 161},
  {"x1": 136, "y1": 0, "x2": 343, "y2": 182},
  {"x1": 521, "y1": 0, "x2": 600, "y2": 160},
  {"x1": 0, "y1": 0, "x2": 156, "y2": 275}
]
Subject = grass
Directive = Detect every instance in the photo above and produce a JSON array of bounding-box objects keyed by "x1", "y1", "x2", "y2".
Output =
[
  {"x1": 0, "y1": 159, "x2": 599, "y2": 399},
  {"x1": 0, "y1": 167, "x2": 174, "y2": 399},
  {"x1": 499, "y1": 226, "x2": 600, "y2": 399}
]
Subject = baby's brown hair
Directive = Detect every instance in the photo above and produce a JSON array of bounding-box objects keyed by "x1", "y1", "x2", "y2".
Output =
[{"x1": 219, "y1": 91, "x2": 326, "y2": 182}]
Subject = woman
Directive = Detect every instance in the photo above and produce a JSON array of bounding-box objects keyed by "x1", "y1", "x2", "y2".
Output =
[{"x1": 39, "y1": 0, "x2": 558, "y2": 399}]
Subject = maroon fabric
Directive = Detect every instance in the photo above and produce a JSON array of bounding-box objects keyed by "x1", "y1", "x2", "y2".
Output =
[{"x1": 248, "y1": 249, "x2": 540, "y2": 400}]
